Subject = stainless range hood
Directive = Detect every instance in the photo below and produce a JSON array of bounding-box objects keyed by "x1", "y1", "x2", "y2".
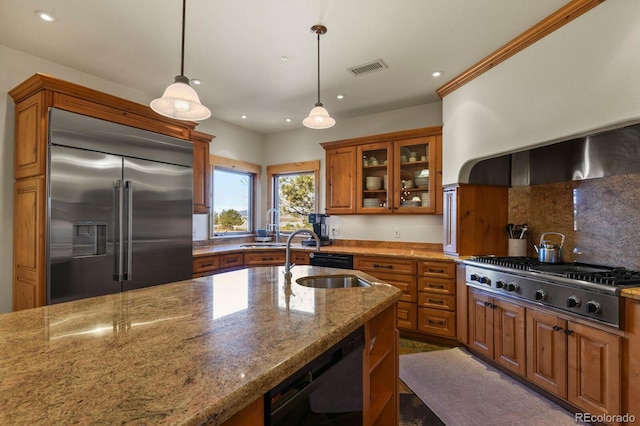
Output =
[{"x1": 469, "y1": 123, "x2": 640, "y2": 186}]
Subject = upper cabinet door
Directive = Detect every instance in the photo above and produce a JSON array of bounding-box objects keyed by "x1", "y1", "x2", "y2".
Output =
[
  {"x1": 325, "y1": 146, "x2": 357, "y2": 214},
  {"x1": 393, "y1": 137, "x2": 437, "y2": 214},
  {"x1": 356, "y1": 142, "x2": 394, "y2": 214}
]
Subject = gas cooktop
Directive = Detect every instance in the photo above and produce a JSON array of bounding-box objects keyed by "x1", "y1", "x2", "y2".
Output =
[{"x1": 469, "y1": 256, "x2": 640, "y2": 287}]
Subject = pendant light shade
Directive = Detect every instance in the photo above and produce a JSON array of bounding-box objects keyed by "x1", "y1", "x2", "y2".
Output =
[
  {"x1": 303, "y1": 25, "x2": 335, "y2": 129},
  {"x1": 151, "y1": 0, "x2": 211, "y2": 121}
]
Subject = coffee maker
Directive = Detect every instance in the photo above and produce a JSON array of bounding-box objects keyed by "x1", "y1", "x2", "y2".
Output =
[{"x1": 302, "y1": 213, "x2": 332, "y2": 246}]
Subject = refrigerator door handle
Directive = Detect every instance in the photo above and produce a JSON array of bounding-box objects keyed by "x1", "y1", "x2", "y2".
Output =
[
  {"x1": 125, "y1": 180, "x2": 133, "y2": 281},
  {"x1": 114, "y1": 180, "x2": 124, "y2": 281}
]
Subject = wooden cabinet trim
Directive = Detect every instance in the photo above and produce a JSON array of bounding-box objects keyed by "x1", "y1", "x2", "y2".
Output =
[{"x1": 320, "y1": 126, "x2": 442, "y2": 150}]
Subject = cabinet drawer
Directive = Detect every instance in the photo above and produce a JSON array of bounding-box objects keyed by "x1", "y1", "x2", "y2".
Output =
[
  {"x1": 219, "y1": 253, "x2": 243, "y2": 269},
  {"x1": 365, "y1": 270, "x2": 416, "y2": 302},
  {"x1": 354, "y1": 256, "x2": 417, "y2": 275},
  {"x1": 193, "y1": 255, "x2": 219, "y2": 274},
  {"x1": 244, "y1": 251, "x2": 285, "y2": 266},
  {"x1": 397, "y1": 301, "x2": 417, "y2": 330},
  {"x1": 421, "y1": 261, "x2": 456, "y2": 278},
  {"x1": 291, "y1": 251, "x2": 310, "y2": 265},
  {"x1": 418, "y1": 293, "x2": 456, "y2": 311},
  {"x1": 418, "y1": 277, "x2": 455, "y2": 295},
  {"x1": 418, "y1": 307, "x2": 456, "y2": 337}
]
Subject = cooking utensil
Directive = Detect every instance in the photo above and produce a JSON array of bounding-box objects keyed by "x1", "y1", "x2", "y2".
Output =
[{"x1": 533, "y1": 232, "x2": 565, "y2": 263}]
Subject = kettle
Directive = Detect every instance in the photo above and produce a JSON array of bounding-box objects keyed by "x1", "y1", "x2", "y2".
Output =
[{"x1": 533, "y1": 232, "x2": 565, "y2": 263}]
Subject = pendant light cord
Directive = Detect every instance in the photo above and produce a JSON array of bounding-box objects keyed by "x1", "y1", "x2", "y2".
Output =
[
  {"x1": 316, "y1": 30, "x2": 321, "y2": 106},
  {"x1": 180, "y1": 0, "x2": 186, "y2": 77}
]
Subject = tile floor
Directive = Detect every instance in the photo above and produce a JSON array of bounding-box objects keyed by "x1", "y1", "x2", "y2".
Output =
[{"x1": 398, "y1": 338, "x2": 452, "y2": 426}]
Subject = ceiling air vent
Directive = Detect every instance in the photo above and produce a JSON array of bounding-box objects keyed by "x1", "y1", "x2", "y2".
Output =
[{"x1": 347, "y1": 59, "x2": 388, "y2": 77}]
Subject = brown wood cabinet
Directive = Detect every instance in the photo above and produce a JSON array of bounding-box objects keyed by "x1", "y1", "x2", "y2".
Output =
[
  {"x1": 468, "y1": 288, "x2": 526, "y2": 375},
  {"x1": 191, "y1": 131, "x2": 214, "y2": 214},
  {"x1": 9, "y1": 74, "x2": 211, "y2": 311},
  {"x1": 290, "y1": 251, "x2": 310, "y2": 265},
  {"x1": 417, "y1": 260, "x2": 457, "y2": 338},
  {"x1": 625, "y1": 298, "x2": 640, "y2": 420},
  {"x1": 364, "y1": 303, "x2": 399, "y2": 426},
  {"x1": 526, "y1": 307, "x2": 621, "y2": 418},
  {"x1": 355, "y1": 256, "x2": 418, "y2": 331},
  {"x1": 321, "y1": 127, "x2": 443, "y2": 215},
  {"x1": 443, "y1": 183, "x2": 508, "y2": 256},
  {"x1": 243, "y1": 251, "x2": 286, "y2": 266},
  {"x1": 324, "y1": 146, "x2": 357, "y2": 214}
]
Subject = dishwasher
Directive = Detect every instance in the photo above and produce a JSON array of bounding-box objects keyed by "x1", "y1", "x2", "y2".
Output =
[
  {"x1": 308, "y1": 252, "x2": 353, "y2": 269},
  {"x1": 265, "y1": 326, "x2": 365, "y2": 425}
]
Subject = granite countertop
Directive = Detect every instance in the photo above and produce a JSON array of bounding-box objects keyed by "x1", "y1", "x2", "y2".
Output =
[
  {"x1": 193, "y1": 241, "x2": 457, "y2": 262},
  {"x1": 0, "y1": 266, "x2": 401, "y2": 425}
]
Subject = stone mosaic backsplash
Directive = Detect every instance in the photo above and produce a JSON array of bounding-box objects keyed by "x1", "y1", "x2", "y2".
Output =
[{"x1": 508, "y1": 173, "x2": 640, "y2": 270}]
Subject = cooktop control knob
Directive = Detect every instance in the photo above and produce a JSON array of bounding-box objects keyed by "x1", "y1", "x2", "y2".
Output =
[
  {"x1": 478, "y1": 276, "x2": 491, "y2": 285},
  {"x1": 535, "y1": 289, "x2": 547, "y2": 301},
  {"x1": 567, "y1": 295, "x2": 581, "y2": 308},
  {"x1": 506, "y1": 282, "x2": 518, "y2": 292},
  {"x1": 470, "y1": 274, "x2": 480, "y2": 282},
  {"x1": 496, "y1": 280, "x2": 506, "y2": 289},
  {"x1": 587, "y1": 300, "x2": 601, "y2": 314}
]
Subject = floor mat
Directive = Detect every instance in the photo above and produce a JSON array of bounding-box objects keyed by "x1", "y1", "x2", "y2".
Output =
[{"x1": 399, "y1": 347, "x2": 578, "y2": 426}]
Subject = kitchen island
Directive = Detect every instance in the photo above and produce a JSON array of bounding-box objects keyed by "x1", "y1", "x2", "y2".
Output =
[{"x1": 0, "y1": 266, "x2": 401, "y2": 425}]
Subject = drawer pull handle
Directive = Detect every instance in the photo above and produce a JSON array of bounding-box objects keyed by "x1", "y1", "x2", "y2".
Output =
[
  {"x1": 428, "y1": 268, "x2": 445, "y2": 273},
  {"x1": 552, "y1": 325, "x2": 563, "y2": 332},
  {"x1": 224, "y1": 259, "x2": 235, "y2": 264},
  {"x1": 429, "y1": 284, "x2": 445, "y2": 289},
  {"x1": 373, "y1": 264, "x2": 393, "y2": 269},
  {"x1": 201, "y1": 263, "x2": 214, "y2": 267},
  {"x1": 428, "y1": 319, "x2": 445, "y2": 325},
  {"x1": 428, "y1": 299, "x2": 444, "y2": 304}
]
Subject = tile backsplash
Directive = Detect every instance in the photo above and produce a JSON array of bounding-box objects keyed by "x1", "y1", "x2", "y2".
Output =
[{"x1": 509, "y1": 173, "x2": 640, "y2": 270}]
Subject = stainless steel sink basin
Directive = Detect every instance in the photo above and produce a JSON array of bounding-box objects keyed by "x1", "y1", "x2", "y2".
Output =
[{"x1": 296, "y1": 274, "x2": 371, "y2": 289}]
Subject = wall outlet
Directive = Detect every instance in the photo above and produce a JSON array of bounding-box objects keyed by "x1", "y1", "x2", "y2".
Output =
[
  {"x1": 393, "y1": 228, "x2": 400, "y2": 238},
  {"x1": 332, "y1": 227, "x2": 340, "y2": 236}
]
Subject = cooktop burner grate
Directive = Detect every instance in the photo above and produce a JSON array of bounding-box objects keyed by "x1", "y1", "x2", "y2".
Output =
[{"x1": 470, "y1": 256, "x2": 640, "y2": 287}]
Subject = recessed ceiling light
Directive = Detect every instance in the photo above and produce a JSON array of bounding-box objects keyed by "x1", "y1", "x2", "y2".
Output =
[
  {"x1": 191, "y1": 79, "x2": 201, "y2": 85},
  {"x1": 280, "y1": 56, "x2": 289, "y2": 62},
  {"x1": 285, "y1": 118, "x2": 292, "y2": 123},
  {"x1": 337, "y1": 94, "x2": 345, "y2": 100},
  {"x1": 432, "y1": 70, "x2": 443, "y2": 77},
  {"x1": 35, "y1": 10, "x2": 56, "y2": 22},
  {"x1": 241, "y1": 115, "x2": 247, "y2": 119}
]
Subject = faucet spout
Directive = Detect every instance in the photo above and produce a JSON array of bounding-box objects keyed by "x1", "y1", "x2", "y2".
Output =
[
  {"x1": 266, "y1": 208, "x2": 280, "y2": 243},
  {"x1": 284, "y1": 229, "x2": 320, "y2": 277}
]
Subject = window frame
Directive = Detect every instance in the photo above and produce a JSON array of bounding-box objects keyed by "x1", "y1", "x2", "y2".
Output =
[
  {"x1": 267, "y1": 160, "x2": 320, "y2": 230},
  {"x1": 210, "y1": 155, "x2": 261, "y2": 238}
]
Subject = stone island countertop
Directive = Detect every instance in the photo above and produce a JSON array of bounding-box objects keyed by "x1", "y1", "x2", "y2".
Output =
[{"x1": 0, "y1": 266, "x2": 401, "y2": 425}]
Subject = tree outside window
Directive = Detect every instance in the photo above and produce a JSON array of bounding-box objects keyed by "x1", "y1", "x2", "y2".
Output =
[{"x1": 267, "y1": 161, "x2": 320, "y2": 232}]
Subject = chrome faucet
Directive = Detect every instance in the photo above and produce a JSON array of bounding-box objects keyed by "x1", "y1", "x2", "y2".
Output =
[
  {"x1": 265, "y1": 208, "x2": 280, "y2": 243},
  {"x1": 284, "y1": 229, "x2": 320, "y2": 277}
]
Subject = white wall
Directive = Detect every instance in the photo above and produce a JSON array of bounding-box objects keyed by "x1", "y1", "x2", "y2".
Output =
[
  {"x1": 442, "y1": 0, "x2": 640, "y2": 184},
  {"x1": 263, "y1": 103, "x2": 443, "y2": 243}
]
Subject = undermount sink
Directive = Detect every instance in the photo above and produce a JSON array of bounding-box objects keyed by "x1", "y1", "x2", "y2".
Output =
[{"x1": 296, "y1": 274, "x2": 371, "y2": 289}]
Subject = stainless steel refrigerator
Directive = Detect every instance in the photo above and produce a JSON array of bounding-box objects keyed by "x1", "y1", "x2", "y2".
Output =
[{"x1": 47, "y1": 108, "x2": 194, "y2": 304}]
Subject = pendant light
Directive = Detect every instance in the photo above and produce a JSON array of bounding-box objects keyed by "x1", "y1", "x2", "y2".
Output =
[
  {"x1": 303, "y1": 25, "x2": 335, "y2": 129},
  {"x1": 150, "y1": 0, "x2": 211, "y2": 121}
]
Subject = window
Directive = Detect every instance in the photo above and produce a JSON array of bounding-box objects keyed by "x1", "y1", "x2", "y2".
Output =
[
  {"x1": 267, "y1": 161, "x2": 320, "y2": 231},
  {"x1": 210, "y1": 156, "x2": 260, "y2": 236}
]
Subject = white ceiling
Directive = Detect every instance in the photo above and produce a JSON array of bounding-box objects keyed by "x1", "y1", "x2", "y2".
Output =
[{"x1": 0, "y1": 0, "x2": 571, "y2": 134}]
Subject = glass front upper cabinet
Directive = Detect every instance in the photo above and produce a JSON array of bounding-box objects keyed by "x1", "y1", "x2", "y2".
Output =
[
  {"x1": 356, "y1": 142, "x2": 393, "y2": 214},
  {"x1": 393, "y1": 137, "x2": 437, "y2": 213}
]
